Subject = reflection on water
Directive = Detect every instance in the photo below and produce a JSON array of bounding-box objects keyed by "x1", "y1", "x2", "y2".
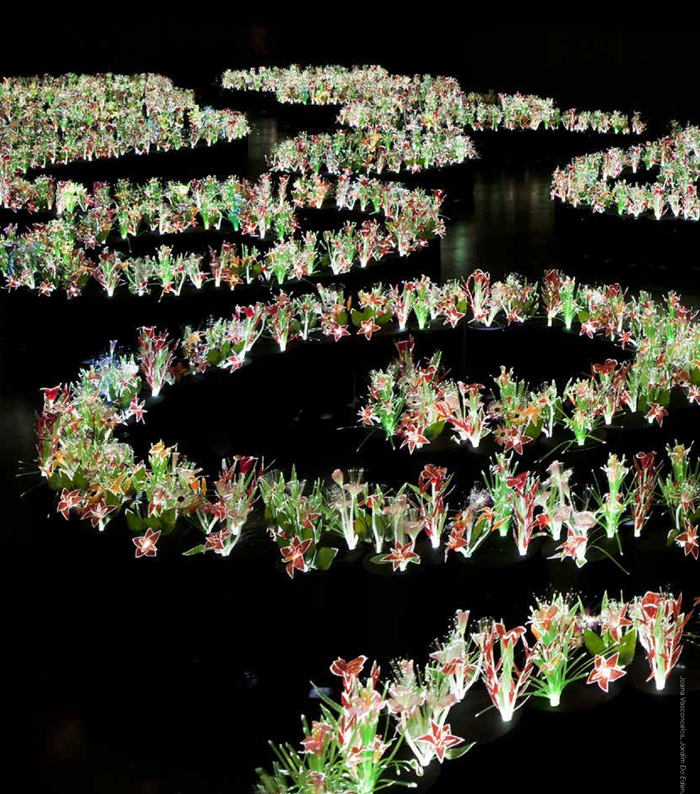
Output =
[
  {"x1": 441, "y1": 164, "x2": 557, "y2": 282},
  {"x1": 247, "y1": 116, "x2": 281, "y2": 176},
  {"x1": 244, "y1": 113, "x2": 700, "y2": 301}
]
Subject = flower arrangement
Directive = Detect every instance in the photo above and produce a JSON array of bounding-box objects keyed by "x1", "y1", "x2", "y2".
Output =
[
  {"x1": 223, "y1": 65, "x2": 642, "y2": 141},
  {"x1": 552, "y1": 124, "x2": 700, "y2": 221},
  {"x1": 33, "y1": 271, "x2": 700, "y2": 568},
  {"x1": 1, "y1": 175, "x2": 444, "y2": 297},
  {"x1": 255, "y1": 590, "x2": 694, "y2": 789}
]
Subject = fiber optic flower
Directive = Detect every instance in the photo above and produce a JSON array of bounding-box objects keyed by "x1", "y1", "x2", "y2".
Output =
[
  {"x1": 359, "y1": 318, "x2": 380, "y2": 340},
  {"x1": 300, "y1": 722, "x2": 333, "y2": 757},
  {"x1": 57, "y1": 488, "x2": 82, "y2": 520},
  {"x1": 280, "y1": 536, "x2": 312, "y2": 578},
  {"x1": 473, "y1": 620, "x2": 534, "y2": 722},
  {"x1": 645, "y1": 402, "x2": 668, "y2": 426},
  {"x1": 330, "y1": 656, "x2": 367, "y2": 682},
  {"x1": 416, "y1": 720, "x2": 463, "y2": 763},
  {"x1": 380, "y1": 541, "x2": 420, "y2": 572},
  {"x1": 133, "y1": 527, "x2": 161, "y2": 558},
  {"x1": 675, "y1": 522, "x2": 699, "y2": 560},
  {"x1": 586, "y1": 652, "x2": 626, "y2": 693},
  {"x1": 631, "y1": 591, "x2": 695, "y2": 691},
  {"x1": 599, "y1": 603, "x2": 634, "y2": 643}
]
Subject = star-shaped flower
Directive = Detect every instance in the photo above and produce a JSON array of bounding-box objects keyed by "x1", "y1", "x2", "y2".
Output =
[
  {"x1": 380, "y1": 541, "x2": 420, "y2": 572},
  {"x1": 645, "y1": 402, "x2": 667, "y2": 426},
  {"x1": 359, "y1": 318, "x2": 380, "y2": 340},
  {"x1": 676, "y1": 522, "x2": 699, "y2": 560},
  {"x1": 586, "y1": 652, "x2": 626, "y2": 692},
  {"x1": 133, "y1": 527, "x2": 161, "y2": 558},
  {"x1": 415, "y1": 720, "x2": 463, "y2": 763},
  {"x1": 280, "y1": 536, "x2": 312, "y2": 578}
]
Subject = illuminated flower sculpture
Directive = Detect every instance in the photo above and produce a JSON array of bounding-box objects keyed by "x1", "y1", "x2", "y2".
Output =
[
  {"x1": 254, "y1": 591, "x2": 690, "y2": 789},
  {"x1": 630, "y1": 591, "x2": 695, "y2": 691},
  {"x1": 472, "y1": 621, "x2": 534, "y2": 722},
  {"x1": 529, "y1": 594, "x2": 586, "y2": 707}
]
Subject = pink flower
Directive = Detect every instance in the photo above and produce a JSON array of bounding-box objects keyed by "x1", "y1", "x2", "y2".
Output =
[
  {"x1": 127, "y1": 396, "x2": 147, "y2": 423},
  {"x1": 133, "y1": 527, "x2": 161, "y2": 558},
  {"x1": 300, "y1": 722, "x2": 332, "y2": 757},
  {"x1": 222, "y1": 355, "x2": 242, "y2": 372},
  {"x1": 586, "y1": 652, "x2": 626, "y2": 692}
]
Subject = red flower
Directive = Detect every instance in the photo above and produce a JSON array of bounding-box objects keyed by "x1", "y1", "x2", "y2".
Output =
[
  {"x1": 280, "y1": 536, "x2": 312, "y2": 578},
  {"x1": 586, "y1": 652, "x2": 626, "y2": 693},
  {"x1": 359, "y1": 319, "x2": 380, "y2": 340},
  {"x1": 205, "y1": 528, "x2": 232, "y2": 552},
  {"x1": 645, "y1": 402, "x2": 667, "y2": 426},
  {"x1": 502, "y1": 427, "x2": 532, "y2": 455},
  {"x1": 57, "y1": 488, "x2": 82, "y2": 520},
  {"x1": 400, "y1": 425, "x2": 429, "y2": 454},
  {"x1": 41, "y1": 385, "x2": 61, "y2": 405},
  {"x1": 133, "y1": 527, "x2": 161, "y2": 558},
  {"x1": 415, "y1": 720, "x2": 463, "y2": 763},
  {"x1": 676, "y1": 522, "x2": 699, "y2": 560},
  {"x1": 380, "y1": 541, "x2": 420, "y2": 572},
  {"x1": 330, "y1": 656, "x2": 367, "y2": 680}
]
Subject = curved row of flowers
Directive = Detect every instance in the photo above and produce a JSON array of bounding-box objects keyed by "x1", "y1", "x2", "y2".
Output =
[
  {"x1": 552, "y1": 123, "x2": 700, "y2": 220},
  {"x1": 254, "y1": 590, "x2": 696, "y2": 793},
  {"x1": 1, "y1": 173, "x2": 443, "y2": 296},
  {"x1": 36, "y1": 271, "x2": 700, "y2": 568},
  {"x1": 0, "y1": 73, "x2": 249, "y2": 194},
  {"x1": 223, "y1": 65, "x2": 644, "y2": 176},
  {"x1": 223, "y1": 65, "x2": 644, "y2": 135}
]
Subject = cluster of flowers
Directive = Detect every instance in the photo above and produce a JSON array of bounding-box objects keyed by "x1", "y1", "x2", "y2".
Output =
[
  {"x1": 223, "y1": 65, "x2": 643, "y2": 137},
  {"x1": 258, "y1": 450, "x2": 699, "y2": 575},
  {"x1": 224, "y1": 66, "x2": 642, "y2": 178},
  {"x1": 255, "y1": 591, "x2": 696, "y2": 793},
  {"x1": 268, "y1": 128, "x2": 478, "y2": 175},
  {"x1": 360, "y1": 327, "x2": 691, "y2": 455},
  {"x1": 36, "y1": 273, "x2": 700, "y2": 565},
  {"x1": 0, "y1": 73, "x2": 248, "y2": 209},
  {"x1": 552, "y1": 124, "x2": 700, "y2": 220},
  {"x1": 1, "y1": 175, "x2": 444, "y2": 297}
]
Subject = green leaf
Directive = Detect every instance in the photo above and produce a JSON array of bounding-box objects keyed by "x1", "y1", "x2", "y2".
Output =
[
  {"x1": 617, "y1": 629, "x2": 637, "y2": 667},
  {"x1": 584, "y1": 629, "x2": 606, "y2": 657},
  {"x1": 446, "y1": 742, "x2": 475, "y2": 760},
  {"x1": 424, "y1": 420, "x2": 445, "y2": 441},
  {"x1": 125, "y1": 509, "x2": 143, "y2": 532},
  {"x1": 159, "y1": 507, "x2": 178, "y2": 535},
  {"x1": 206, "y1": 348, "x2": 223, "y2": 366},
  {"x1": 351, "y1": 309, "x2": 364, "y2": 327},
  {"x1": 370, "y1": 554, "x2": 388, "y2": 565},
  {"x1": 314, "y1": 547, "x2": 337, "y2": 571}
]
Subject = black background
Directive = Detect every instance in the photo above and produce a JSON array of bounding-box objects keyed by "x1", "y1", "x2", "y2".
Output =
[{"x1": 1, "y1": 23, "x2": 699, "y2": 794}]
